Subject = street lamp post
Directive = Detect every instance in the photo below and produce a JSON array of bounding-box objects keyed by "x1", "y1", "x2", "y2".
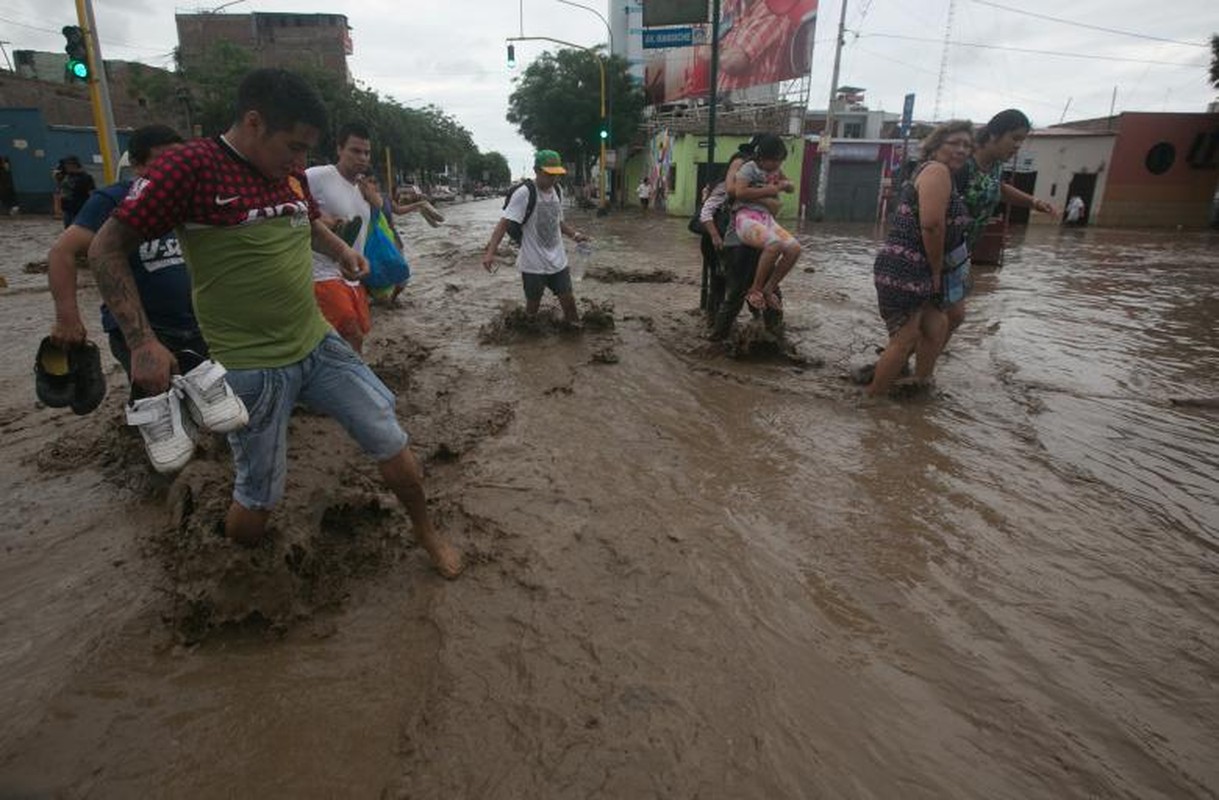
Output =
[
  {"x1": 506, "y1": 35, "x2": 606, "y2": 211},
  {"x1": 554, "y1": 0, "x2": 612, "y2": 213}
]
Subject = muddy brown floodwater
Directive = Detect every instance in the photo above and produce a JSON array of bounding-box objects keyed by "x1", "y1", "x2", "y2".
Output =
[{"x1": 0, "y1": 201, "x2": 1216, "y2": 798}]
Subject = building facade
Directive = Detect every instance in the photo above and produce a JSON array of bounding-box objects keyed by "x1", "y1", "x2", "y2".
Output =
[
  {"x1": 623, "y1": 130, "x2": 805, "y2": 220},
  {"x1": 1015, "y1": 112, "x2": 1218, "y2": 227},
  {"x1": 0, "y1": 108, "x2": 132, "y2": 212},
  {"x1": 175, "y1": 12, "x2": 352, "y2": 83}
]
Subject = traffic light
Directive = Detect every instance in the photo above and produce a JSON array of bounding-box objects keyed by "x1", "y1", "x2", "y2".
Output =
[
  {"x1": 507, "y1": 44, "x2": 516, "y2": 69},
  {"x1": 599, "y1": 126, "x2": 608, "y2": 141},
  {"x1": 62, "y1": 25, "x2": 89, "y2": 81}
]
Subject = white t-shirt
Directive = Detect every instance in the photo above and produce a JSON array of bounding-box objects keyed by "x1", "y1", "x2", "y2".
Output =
[
  {"x1": 637, "y1": 181, "x2": 651, "y2": 200},
  {"x1": 305, "y1": 164, "x2": 370, "y2": 283},
  {"x1": 504, "y1": 183, "x2": 567, "y2": 275}
]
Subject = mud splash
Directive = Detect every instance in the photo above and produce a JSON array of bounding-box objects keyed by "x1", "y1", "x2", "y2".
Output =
[
  {"x1": 586, "y1": 265, "x2": 681, "y2": 283},
  {"x1": 478, "y1": 298, "x2": 616, "y2": 343},
  {"x1": 157, "y1": 459, "x2": 411, "y2": 643}
]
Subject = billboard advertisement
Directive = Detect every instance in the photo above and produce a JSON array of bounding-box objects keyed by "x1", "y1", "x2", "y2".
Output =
[
  {"x1": 642, "y1": 0, "x2": 709, "y2": 27},
  {"x1": 642, "y1": 0, "x2": 818, "y2": 106}
]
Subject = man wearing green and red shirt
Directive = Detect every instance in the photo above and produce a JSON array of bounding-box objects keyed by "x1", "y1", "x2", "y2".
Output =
[{"x1": 88, "y1": 69, "x2": 462, "y2": 578}]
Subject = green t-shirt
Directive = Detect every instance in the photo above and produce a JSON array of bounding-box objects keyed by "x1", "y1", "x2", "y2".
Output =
[{"x1": 178, "y1": 215, "x2": 330, "y2": 369}]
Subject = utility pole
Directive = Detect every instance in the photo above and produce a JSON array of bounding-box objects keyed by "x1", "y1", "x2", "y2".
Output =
[
  {"x1": 707, "y1": 0, "x2": 721, "y2": 169},
  {"x1": 933, "y1": 0, "x2": 956, "y2": 121},
  {"x1": 77, "y1": 0, "x2": 120, "y2": 182},
  {"x1": 814, "y1": 0, "x2": 848, "y2": 220}
]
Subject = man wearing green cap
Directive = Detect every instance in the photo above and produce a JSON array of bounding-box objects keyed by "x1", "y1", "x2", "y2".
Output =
[{"x1": 482, "y1": 149, "x2": 589, "y2": 324}]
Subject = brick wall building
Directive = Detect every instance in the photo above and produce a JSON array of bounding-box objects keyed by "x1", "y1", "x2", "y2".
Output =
[{"x1": 175, "y1": 12, "x2": 352, "y2": 83}]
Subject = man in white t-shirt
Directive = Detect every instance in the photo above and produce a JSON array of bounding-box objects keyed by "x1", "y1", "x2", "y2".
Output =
[
  {"x1": 481, "y1": 149, "x2": 589, "y2": 325},
  {"x1": 306, "y1": 122, "x2": 375, "y2": 352}
]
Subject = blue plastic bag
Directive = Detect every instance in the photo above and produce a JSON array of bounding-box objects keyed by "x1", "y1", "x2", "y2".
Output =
[{"x1": 362, "y1": 208, "x2": 410, "y2": 290}]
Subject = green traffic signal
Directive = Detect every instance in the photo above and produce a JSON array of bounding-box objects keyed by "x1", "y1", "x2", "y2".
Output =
[
  {"x1": 599, "y1": 128, "x2": 608, "y2": 140},
  {"x1": 62, "y1": 25, "x2": 90, "y2": 82},
  {"x1": 507, "y1": 44, "x2": 516, "y2": 69}
]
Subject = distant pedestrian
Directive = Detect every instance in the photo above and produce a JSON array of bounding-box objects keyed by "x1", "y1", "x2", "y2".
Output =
[
  {"x1": 57, "y1": 156, "x2": 96, "y2": 229},
  {"x1": 637, "y1": 177, "x2": 651, "y2": 211},
  {"x1": 482, "y1": 149, "x2": 589, "y2": 326},
  {"x1": 0, "y1": 156, "x2": 15, "y2": 213},
  {"x1": 1065, "y1": 195, "x2": 1086, "y2": 225}
]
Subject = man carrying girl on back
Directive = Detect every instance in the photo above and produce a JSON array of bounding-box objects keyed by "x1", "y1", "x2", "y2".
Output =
[{"x1": 732, "y1": 134, "x2": 801, "y2": 311}]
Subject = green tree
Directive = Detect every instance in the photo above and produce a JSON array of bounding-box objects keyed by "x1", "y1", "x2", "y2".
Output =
[
  {"x1": 506, "y1": 48, "x2": 644, "y2": 182},
  {"x1": 1211, "y1": 34, "x2": 1218, "y2": 89},
  {"x1": 175, "y1": 41, "x2": 255, "y2": 135},
  {"x1": 468, "y1": 151, "x2": 511, "y2": 185},
  {"x1": 172, "y1": 54, "x2": 489, "y2": 189}
]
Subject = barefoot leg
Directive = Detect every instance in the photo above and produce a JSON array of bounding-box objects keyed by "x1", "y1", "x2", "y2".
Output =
[{"x1": 378, "y1": 448, "x2": 463, "y2": 578}]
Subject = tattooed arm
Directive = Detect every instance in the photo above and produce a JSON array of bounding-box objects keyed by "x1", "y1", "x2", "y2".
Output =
[{"x1": 88, "y1": 217, "x2": 177, "y2": 394}]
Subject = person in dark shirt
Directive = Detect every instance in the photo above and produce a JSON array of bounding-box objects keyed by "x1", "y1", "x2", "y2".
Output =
[
  {"x1": 57, "y1": 155, "x2": 97, "y2": 228},
  {"x1": 46, "y1": 125, "x2": 206, "y2": 378}
]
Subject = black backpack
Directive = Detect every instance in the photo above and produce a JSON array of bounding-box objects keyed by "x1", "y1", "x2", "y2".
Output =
[{"x1": 503, "y1": 179, "x2": 561, "y2": 244}]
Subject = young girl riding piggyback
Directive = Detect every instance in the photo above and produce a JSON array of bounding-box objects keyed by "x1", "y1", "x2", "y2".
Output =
[{"x1": 732, "y1": 134, "x2": 801, "y2": 311}]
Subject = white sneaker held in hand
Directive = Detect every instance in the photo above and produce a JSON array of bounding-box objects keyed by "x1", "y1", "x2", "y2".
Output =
[
  {"x1": 173, "y1": 359, "x2": 248, "y2": 433},
  {"x1": 126, "y1": 390, "x2": 196, "y2": 473}
]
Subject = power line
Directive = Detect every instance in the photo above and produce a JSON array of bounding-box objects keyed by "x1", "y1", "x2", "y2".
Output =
[
  {"x1": 857, "y1": 31, "x2": 1206, "y2": 66},
  {"x1": 852, "y1": 43, "x2": 1065, "y2": 114},
  {"x1": 0, "y1": 13, "x2": 172, "y2": 54},
  {"x1": 970, "y1": 0, "x2": 1208, "y2": 48}
]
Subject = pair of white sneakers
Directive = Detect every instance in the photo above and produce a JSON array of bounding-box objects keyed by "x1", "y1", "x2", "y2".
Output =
[{"x1": 126, "y1": 359, "x2": 249, "y2": 473}]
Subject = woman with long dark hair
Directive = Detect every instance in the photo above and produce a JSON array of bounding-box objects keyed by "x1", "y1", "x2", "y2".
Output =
[{"x1": 950, "y1": 109, "x2": 1057, "y2": 334}]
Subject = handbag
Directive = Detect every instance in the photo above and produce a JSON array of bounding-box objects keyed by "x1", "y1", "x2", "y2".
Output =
[
  {"x1": 941, "y1": 241, "x2": 971, "y2": 305},
  {"x1": 687, "y1": 207, "x2": 707, "y2": 235},
  {"x1": 362, "y1": 208, "x2": 410, "y2": 290}
]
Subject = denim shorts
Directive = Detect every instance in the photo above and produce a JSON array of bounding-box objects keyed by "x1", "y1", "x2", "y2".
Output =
[
  {"x1": 521, "y1": 268, "x2": 573, "y2": 301},
  {"x1": 224, "y1": 332, "x2": 408, "y2": 510}
]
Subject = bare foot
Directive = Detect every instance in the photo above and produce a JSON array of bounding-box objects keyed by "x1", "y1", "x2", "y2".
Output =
[{"x1": 423, "y1": 538, "x2": 465, "y2": 579}]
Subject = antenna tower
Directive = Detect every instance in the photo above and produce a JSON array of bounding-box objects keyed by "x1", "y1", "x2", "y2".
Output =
[{"x1": 933, "y1": 0, "x2": 955, "y2": 121}]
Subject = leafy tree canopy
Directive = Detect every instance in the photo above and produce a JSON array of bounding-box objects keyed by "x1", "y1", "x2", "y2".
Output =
[
  {"x1": 467, "y1": 151, "x2": 512, "y2": 185},
  {"x1": 1211, "y1": 34, "x2": 1218, "y2": 89},
  {"x1": 506, "y1": 48, "x2": 644, "y2": 181},
  {"x1": 173, "y1": 51, "x2": 490, "y2": 185}
]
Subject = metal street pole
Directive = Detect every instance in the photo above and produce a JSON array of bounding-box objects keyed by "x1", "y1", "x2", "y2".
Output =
[
  {"x1": 701, "y1": 0, "x2": 721, "y2": 312},
  {"x1": 707, "y1": 0, "x2": 721, "y2": 169},
  {"x1": 77, "y1": 0, "x2": 120, "y2": 182},
  {"x1": 814, "y1": 0, "x2": 848, "y2": 221}
]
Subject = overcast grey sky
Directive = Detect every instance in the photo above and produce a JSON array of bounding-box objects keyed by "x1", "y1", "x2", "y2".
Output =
[{"x1": 2, "y1": 0, "x2": 1215, "y2": 175}]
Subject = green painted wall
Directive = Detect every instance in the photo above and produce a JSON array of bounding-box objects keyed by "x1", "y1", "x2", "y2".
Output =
[{"x1": 624, "y1": 131, "x2": 804, "y2": 220}]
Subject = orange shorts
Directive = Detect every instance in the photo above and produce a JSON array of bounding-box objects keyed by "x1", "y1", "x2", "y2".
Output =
[{"x1": 314, "y1": 280, "x2": 370, "y2": 347}]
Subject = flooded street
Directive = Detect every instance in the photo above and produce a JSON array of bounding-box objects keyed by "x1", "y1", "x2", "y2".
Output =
[{"x1": 0, "y1": 200, "x2": 1216, "y2": 798}]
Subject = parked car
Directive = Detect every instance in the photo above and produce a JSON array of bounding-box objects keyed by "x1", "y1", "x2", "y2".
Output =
[{"x1": 430, "y1": 185, "x2": 458, "y2": 202}]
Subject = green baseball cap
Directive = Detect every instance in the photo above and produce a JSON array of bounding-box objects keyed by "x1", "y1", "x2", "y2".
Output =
[{"x1": 534, "y1": 149, "x2": 566, "y2": 175}]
